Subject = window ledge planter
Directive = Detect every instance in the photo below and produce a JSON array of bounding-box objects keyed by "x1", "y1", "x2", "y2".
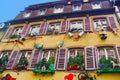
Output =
[{"x1": 10, "y1": 34, "x2": 18, "y2": 38}]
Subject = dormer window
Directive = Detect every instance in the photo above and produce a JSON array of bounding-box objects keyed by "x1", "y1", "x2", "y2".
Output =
[
  {"x1": 92, "y1": 2, "x2": 101, "y2": 9},
  {"x1": 54, "y1": 6, "x2": 63, "y2": 13},
  {"x1": 73, "y1": 4, "x2": 81, "y2": 11},
  {"x1": 24, "y1": 12, "x2": 31, "y2": 18},
  {"x1": 38, "y1": 9, "x2": 46, "y2": 15},
  {"x1": 29, "y1": 25, "x2": 40, "y2": 36}
]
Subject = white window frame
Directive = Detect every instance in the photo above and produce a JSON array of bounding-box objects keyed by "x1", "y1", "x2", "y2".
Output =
[
  {"x1": 23, "y1": 12, "x2": 31, "y2": 18},
  {"x1": 12, "y1": 27, "x2": 22, "y2": 35},
  {"x1": 93, "y1": 19, "x2": 108, "y2": 31},
  {"x1": 21, "y1": 50, "x2": 32, "y2": 61},
  {"x1": 54, "y1": 6, "x2": 63, "y2": 13},
  {"x1": 1, "y1": 51, "x2": 11, "y2": 58},
  {"x1": 91, "y1": 2, "x2": 101, "y2": 9},
  {"x1": 73, "y1": 4, "x2": 81, "y2": 11},
  {"x1": 38, "y1": 9, "x2": 46, "y2": 15},
  {"x1": 48, "y1": 22, "x2": 61, "y2": 32},
  {"x1": 70, "y1": 20, "x2": 83, "y2": 32},
  {"x1": 29, "y1": 25, "x2": 40, "y2": 36}
]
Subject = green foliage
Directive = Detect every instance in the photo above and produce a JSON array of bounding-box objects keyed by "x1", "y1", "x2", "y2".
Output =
[
  {"x1": 17, "y1": 56, "x2": 28, "y2": 66},
  {"x1": 68, "y1": 56, "x2": 74, "y2": 67},
  {"x1": 47, "y1": 57, "x2": 54, "y2": 67},
  {"x1": 10, "y1": 34, "x2": 18, "y2": 38}
]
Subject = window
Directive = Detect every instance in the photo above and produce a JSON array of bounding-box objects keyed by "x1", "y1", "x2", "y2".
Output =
[
  {"x1": 21, "y1": 50, "x2": 32, "y2": 61},
  {"x1": 70, "y1": 20, "x2": 83, "y2": 32},
  {"x1": 1, "y1": 50, "x2": 12, "y2": 58},
  {"x1": 92, "y1": 2, "x2": 101, "y2": 9},
  {"x1": 23, "y1": 12, "x2": 31, "y2": 18},
  {"x1": 93, "y1": 19, "x2": 108, "y2": 31},
  {"x1": 12, "y1": 27, "x2": 22, "y2": 35},
  {"x1": 29, "y1": 25, "x2": 40, "y2": 36},
  {"x1": 42, "y1": 50, "x2": 56, "y2": 61},
  {"x1": 54, "y1": 6, "x2": 63, "y2": 13},
  {"x1": 38, "y1": 9, "x2": 46, "y2": 15},
  {"x1": 73, "y1": 4, "x2": 81, "y2": 11}
]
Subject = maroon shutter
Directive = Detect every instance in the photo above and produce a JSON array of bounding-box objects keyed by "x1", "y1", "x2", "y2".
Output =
[
  {"x1": 6, "y1": 50, "x2": 19, "y2": 69},
  {"x1": 12, "y1": 52, "x2": 21, "y2": 68},
  {"x1": 60, "y1": 20, "x2": 68, "y2": 33},
  {"x1": 84, "y1": 18, "x2": 91, "y2": 32},
  {"x1": 14, "y1": 12, "x2": 24, "y2": 20},
  {"x1": 28, "y1": 49, "x2": 41, "y2": 70},
  {"x1": 109, "y1": 17, "x2": 117, "y2": 30},
  {"x1": 30, "y1": 10, "x2": 39, "y2": 18},
  {"x1": 56, "y1": 48, "x2": 67, "y2": 70},
  {"x1": 85, "y1": 47, "x2": 96, "y2": 70},
  {"x1": 116, "y1": 46, "x2": 120, "y2": 62},
  {"x1": 4, "y1": 27, "x2": 14, "y2": 38},
  {"x1": 39, "y1": 22, "x2": 47, "y2": 35},
  {"x1": 64, "y1": 5, "x2": 72, "y2": 13},
  {"x1": 44, "y1": 22, "x2": 49, "y2": 34},
  {"x1": 82, "y1": 3, "x2": 92, "y2": 10},
  {"x1": 101, "y1": 1, "x2": 110, "y2": 8},
  {"x1": 46, "y1": 8, "x2": 54, "y2": 15},
  {"x1": 21, "y1": 24, "x2": 31, "y2": 36}
]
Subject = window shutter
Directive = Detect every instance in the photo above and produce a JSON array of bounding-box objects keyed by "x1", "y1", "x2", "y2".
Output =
[
  {"x1": 12, "y1": 51, "x2": 22, "y2": 68},
  {"x1": 84, "y1": 18, "x2": 91, "y2": 32},
  {"x1": 101, "y1": 1, "x2": 110, "y2": 8},
  {"x1": 30, "y1": 10, "x2": 39, "y2": 18},
  {"x1": 60, "y1": 20, "x2": 68, "y2": 33},
  {"x1": 56, "y1": 48, "x2": 67, "y2": 70},
  {"x1": 21, "y1": 24, "x2": 31, "y2": 36},
  {"x1": 28, "y1": 49, "x2": 42, "y2": 70},
  {"x1": 116, "y1": 46, "x2": 120, "y2": 62},
  {"x1": 64, "y1": 5, "x2": 72, "y2": 13},
  {"x1": 14, "y1": 12, "x2": 24, "y2": 20},
  {"x1": 82, "y1": 3, "x2": 92, "y2": 10},
  {"x1": 46, "y1": 8, "x2": 54, "y2": 15},
  {"x1": 39, "y1": 22, "x2": 47, "y2": 35},
  {"x1": 109, "y1": 17, "x2": 117, "y2": 30},
  {"x1": 85, "y1": 47, "x2": 96, "y2": 70},
  {"x1": 4, "y1": 27, "x2": 14, "y2": 38},
  {"x1": 6, "y1": 50, "x2": 19, "y2": 69},
  {"x1": 44, "y1": 22, "x2": 49, "y2": 34}
]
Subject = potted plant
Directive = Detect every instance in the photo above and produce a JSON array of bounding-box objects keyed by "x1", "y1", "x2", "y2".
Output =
[{"x1": 10, "y1": 34, "x2": 18, "y2": 38}]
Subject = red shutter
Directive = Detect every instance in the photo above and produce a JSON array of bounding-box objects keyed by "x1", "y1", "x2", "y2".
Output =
[
  {"x1": 82, "y1": 3, "x2": 92, "y2": 10},
  {"x1": 6, "y1": 50, "x2": 19, "y2": 69},
  {"x1": 84, "y1": 18, "x2": 91, "y2": 32},
  {"x1": 116, "y1": 46, "x2": 120, "y2": 62},
  {"x1": 39, "y1": 22, "x2": 47, "y2": 35},
  {"x1": 85, "y1": 47, "x2": 96, "y2": 70},
  {"x1": 28, "y1": 49, "x2": 42, "y2": 70},
  {"x1": 14, "y1": 12, "x2": 24, "y2": 20},
  {"x1": 4, "y1": 27, "x2": 14, "y2": 38},
  {"x1": 44, "y1": 22, "x2": 49, "y2": 34},
  {"x1": 46, "y1": 8, "x2": 54, "y2": 15},
  {"x1": 101, "y1": 1, "x2": 110, "y2": 8},
  {"x1": 30, "y1": 10, "x2": 39, "y2": 18},
  {"x1": 109, "y1": 17, "x2": 117, "y2": 30},
  {"x1": 21, "y1": 24, "x2": 31, "y2": 36},
  {"x1": 12, "y1": 52, "x2": 22, "y2": 68},
  {"x1": 64, "y1": 5, "x2": 72, "y2": 13},
  {"x1": 56, "y1": 48, "x2": 67, "y2": 70},
  {"x1": 60, "y1": 20, "x2": 68, "y2": 33}
]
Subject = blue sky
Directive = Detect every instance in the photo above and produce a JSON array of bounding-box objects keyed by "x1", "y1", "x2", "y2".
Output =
[{"x1": 0, "y1": 0, "x2": 56, "y2": 23}]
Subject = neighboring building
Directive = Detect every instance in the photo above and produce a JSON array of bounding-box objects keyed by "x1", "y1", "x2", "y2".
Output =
[{"x1": 1, "y1": 0, "x2": 120, "y2": 80}]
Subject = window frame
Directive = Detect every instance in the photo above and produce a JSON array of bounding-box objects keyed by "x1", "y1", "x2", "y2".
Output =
[
  {"x1": 38, "y1": 9, "x2": 46, "y2": 15},
  {"x1": 73, "y1": 4, "x2": 81, "y2": 11},
  {"x1": 54, "y1": 6, "x2": 64, "y2": 13},
  {"x1": 1, "y1": 50, "x2": 12, "y2": 58},
  {"x1": 23, "y1": 11, "x2": 31, "y2": 18},
  {"x1": 91, "y1": 1, "x2": 101, "y2": 9},
  {"x1": 12, "y1": 27, "x2": 22, "y2": 35}
]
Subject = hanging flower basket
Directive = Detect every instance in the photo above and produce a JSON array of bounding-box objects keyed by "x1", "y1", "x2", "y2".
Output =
[
  {"x1": 34, "y1": 43, "x2": 43, "y2": 49},
  {"x1": 57, "y1": 41, "x2": 64, "y2": 48}
]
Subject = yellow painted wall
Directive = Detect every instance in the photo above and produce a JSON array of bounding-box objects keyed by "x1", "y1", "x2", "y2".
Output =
[{"x1": 0, "y1": 14, "x2": 120, "y2": 80}]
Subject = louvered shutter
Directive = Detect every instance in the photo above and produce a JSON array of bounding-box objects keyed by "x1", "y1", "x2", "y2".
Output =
[
  {"x1": 14, "y1": 12, "x2": 24, "y2": 20},
  {"x1": 12, "y1": 52, "x2": 22, "y2": 68},
  {"x1": 28, "y1": 49, "x2": 42, "y2": 70},
  {"x1": 39, "y1": 22, "x2": 47, "y2": 35},
  {"x1": 82, "y1": 3, "x2": 92, "y2": 10},
  {"x1": 84, "y1": 18, "x2": 91, "y2": 32},
  {"x1": 64, "y1": 5, "x2": 72, "y2": 13},
  {"x1": 116, "y1": 46, "x2": 120, "y2": 62},
  {"x1": 30, "y1": 10, "x2": 39, "y2": 18},
  {"x1": 101, "y1": 1, "x2": 110, "y2": 8},
  {"x1": 85, "y1": 47, "x2": 96, "y2": 70},
  {"x1": 60, "y1": 20, "x2": 68, "y2": 33},
  {"x1": 56, "y1": 48, "x2": 67, "y2": 70},
  {"x1": 22, "y1": 24, "x2": 31, "y2": 36},
  {"x1": 6, "y1": 50, "x2": 19, "y2": 69},
  {"x1": 4, "y1": 27, "x2": 14, "y2": 38},
  {"x1": 109, "y1": 17, "x2": 117, "y2": 30},
  {"x1": 44, "y1": 22, "x2": 49, "y2": 34},
  {"x1": 46, "y1": 8, "x2": 54, "y2": 15}
]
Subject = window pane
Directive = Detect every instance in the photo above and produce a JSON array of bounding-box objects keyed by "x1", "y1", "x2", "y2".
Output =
[{"x1": 92, "y1": 2, "x2": 101, "y2": 9}]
